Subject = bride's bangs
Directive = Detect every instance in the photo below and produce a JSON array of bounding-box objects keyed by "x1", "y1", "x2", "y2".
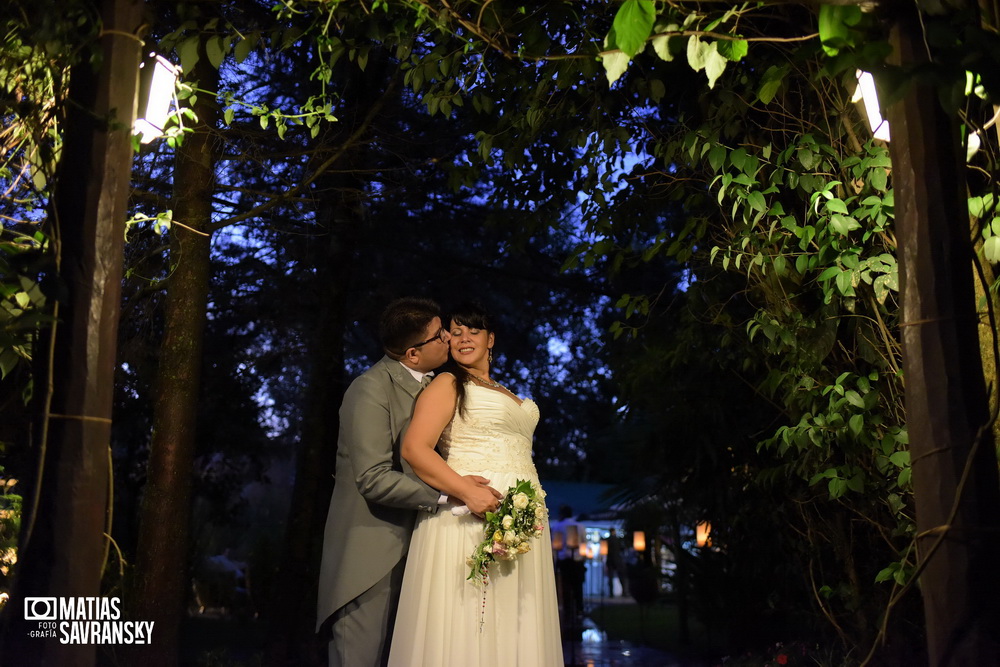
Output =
[{"x1": 449, "y1": 303, "x2": 492, "y2": 332}]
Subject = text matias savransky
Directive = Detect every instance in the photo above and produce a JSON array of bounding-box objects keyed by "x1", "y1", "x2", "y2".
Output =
[{"x1": 24, "y1": 596, "x2": 155, "y2": 645}]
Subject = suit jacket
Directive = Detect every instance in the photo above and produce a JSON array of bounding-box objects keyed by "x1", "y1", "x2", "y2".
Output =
[{"x1": 316, "y1": 356, "x2": 441, "y2": 631}]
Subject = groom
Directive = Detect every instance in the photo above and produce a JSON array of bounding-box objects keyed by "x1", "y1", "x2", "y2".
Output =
[{"x1": 316, "y1": 297, "x2": 496, "y2": 667}]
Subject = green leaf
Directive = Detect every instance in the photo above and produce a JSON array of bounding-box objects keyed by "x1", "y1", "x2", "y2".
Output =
[
  {"x1": 601, "y1": 48, "x2": 630, "y2": 85},
  {"x1": 716, "y1": 38, "x2": 748, "y2": 62},
  {"x1": 686, "y1": 36, "x2": 708, "y2": 71},
  {"x1": 830, "y1": 214, "x2": 861, "y2": 235},
  {"x1": 826, "y1": 198, "x2": 849, "y2": 214},
  {"x1": 178, "y1": 35, "x2": 200, "y2": 74},
  {"x1": 809, "y1": 468, "x2": 838, "y2": 486},
  {"x1": 234, "y1": 37, "x2": 253, "y2": 63},
  {"x1": 984, "y1": 236, "x2": 1000, "y2": 263},
  {"x1": 0, "y1": 349, "x2": 21, "y2": 380},
  {"x1": 223, "y1": 108, "x2": 234, "y2": 125},
  {"x1": 758, "y1": 65, "x2": 786, "y2": 104},
  {"x1": 704, "y1": 44, "x2": 727, "y2": 88},
  {"x1": 206, "y1": 36, "x2": 226, "y2": 70},
  {"x1": 845, "y1": 390, "x2": 865, "y2": 408},
  {"x1": 729, "y1": 148, "x2": 747, "y2": 173},
  {"x1": 651, "y1": 34, "x2": 673, "y2": 61},
  {"x1": 889, "y1": 451, "x2": 910, "y2": 467},
  {"x1": 798, "y1": 147, "x2": 819, "y2": 170},
  {"x1": 611, "y1": 0, "x2": 655, "y2": 58},
  {"x1": 836, "y1": 270, "x2": 856, "y2": 296},
  {"x1": 874, "y1": 274, "x2": 891, "y2": 303},
  {"x1": 747, "y1": 191, "x2": 766, "y2": 212},
  {"x1": 849, "y1": 414, "x2": 864, "y2": 436},
  {"x1": 817, "y1": 266, "x2": 840, "y2": 281},
  {"x1": 649, "y1": 78, "x2": 665, "y2": 102},
  {"x1": 846, "y1": 473, "x2": 864, "y2": 493},
  {"x1": 708, "y1": 145, "x2": 726, "y2": 172},
  {"x1": 818, "y1": 5, "x2": 862, "y2": 56},
  {"x1": 969, "y1": 196, "x2": 987, "y2": 218},
  {"x1": 870, "y1": 168, "x2": 888, "y2": 192}
]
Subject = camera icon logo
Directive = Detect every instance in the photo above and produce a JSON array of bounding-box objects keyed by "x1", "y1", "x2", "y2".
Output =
[{"x1": 24, "y1": 597, "x2": 58, "y2": 621}]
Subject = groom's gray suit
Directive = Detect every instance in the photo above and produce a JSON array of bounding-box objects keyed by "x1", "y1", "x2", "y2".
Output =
[{"x1": 317, "y1": 355, "x2": 441, "y2": 666}]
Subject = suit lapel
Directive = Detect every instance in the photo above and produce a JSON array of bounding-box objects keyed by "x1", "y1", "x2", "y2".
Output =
[{"x1": 380, "y1": 355, "x2": 422, "y2": 399}]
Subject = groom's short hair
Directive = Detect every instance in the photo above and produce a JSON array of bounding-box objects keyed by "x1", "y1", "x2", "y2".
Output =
[{"x1": 380, "y1": 297, "x2": 442, "y2": 355}]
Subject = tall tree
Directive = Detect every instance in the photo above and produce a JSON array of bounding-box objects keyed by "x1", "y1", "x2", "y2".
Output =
[
  {"x1": 883, "y1": 5, "x2": 1000, "y2": 663},
  {"x1": 2, "y1": 0, "x2": 143, "y2": 664},
  {"x1": 130, "y1": 20, "x2": 221, "y2": 667}
]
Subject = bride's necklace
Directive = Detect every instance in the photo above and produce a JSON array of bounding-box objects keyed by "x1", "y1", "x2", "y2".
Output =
[{"x1": 471, "y1": 374, "x2": 508, "y2": 392}]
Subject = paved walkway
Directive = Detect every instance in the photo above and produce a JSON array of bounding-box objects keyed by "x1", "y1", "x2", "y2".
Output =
[{"x1": 563, "y1": 599, "x2": 713, "y2": 667}]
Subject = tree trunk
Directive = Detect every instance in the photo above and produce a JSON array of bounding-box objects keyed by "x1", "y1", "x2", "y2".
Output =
[
  {"x1": 265, "y1": 51, "x2": 390, "y2": 665},
  {"x1": 668, "y1": 513, "x2": 691, "y2": 647},
  {"x1": 264, "y1": 179, "x2": 359, "y2": 665},
  {"x1": 129, "y1": 38, "x2": 219, "y2": 667},
  {"x1": 884, "y1": 7, "x2": 1000, "y2": 665},
  {"x1": 1, "y1": 0, "x2": 143, "y2": 664}
]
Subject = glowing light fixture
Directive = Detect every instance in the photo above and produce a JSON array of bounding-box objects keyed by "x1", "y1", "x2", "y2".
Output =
[
  {"x1": 551, "y1": 530, "x2": 564, "y2": 551},
  {"x1": 135, "y1": 53, "x2": 181, "y2": 144},
  {"x1": 696, "y1": 521, "x2": 712, "y2": 548},
  {"x1": 633, "y1": 530, "x2": 646, "y2": 552},
  {"x1": 600, "y1": 539, "x2": 608, "y2": 557},
  {"x1": 853, "y1": 70, "x2": 890, "y2": 142},
  {"x1": 566, "y1": 525, "x2": 580, "y2": 549}
]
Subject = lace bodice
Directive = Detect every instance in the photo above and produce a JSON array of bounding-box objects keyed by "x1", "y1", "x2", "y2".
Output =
[{"x1": 438, "y1": 384, "x2": 541, "y2": 481}]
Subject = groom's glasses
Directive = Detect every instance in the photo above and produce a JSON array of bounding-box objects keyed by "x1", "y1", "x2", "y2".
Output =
[{"x1": 410, "y1": 328, "x2": 447, "y2": 350}]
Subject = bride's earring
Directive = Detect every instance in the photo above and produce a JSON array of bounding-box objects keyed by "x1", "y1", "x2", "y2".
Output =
[{"x1": 488, "y1": 348, "x2": 493, "y2": 364}]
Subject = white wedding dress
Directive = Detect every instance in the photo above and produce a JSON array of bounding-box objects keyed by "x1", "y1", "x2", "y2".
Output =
[{"x1": 387, "y1": 383, "x2": 564, "y2": 666}]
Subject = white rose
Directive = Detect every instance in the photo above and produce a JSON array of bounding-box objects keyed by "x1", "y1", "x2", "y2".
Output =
[
  {"x1": 534, "y1": 505, "x2": 545, "y2": 518},
  {"x1": 502, "y1": 515, "x2": 514, "y2": 530},
  {"x1": 503, "y1": 530, "x2": 518, "y2": 545},
  {"x1": 512, "y1": 492, "x2": 529, "y2": 510}
]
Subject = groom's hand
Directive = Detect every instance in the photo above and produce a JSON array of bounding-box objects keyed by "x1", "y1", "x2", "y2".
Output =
[
  {"x1": 456, "y1": 476, "x2": 503, "y2": 517},
  {"x1": 465, "y1": 475, "x2": 502, "y2": 496}
]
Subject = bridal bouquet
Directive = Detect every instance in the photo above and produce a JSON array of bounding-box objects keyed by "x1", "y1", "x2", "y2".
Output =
[{"x1": 467, "y1": 479, "x2": 547, "y2": 583}]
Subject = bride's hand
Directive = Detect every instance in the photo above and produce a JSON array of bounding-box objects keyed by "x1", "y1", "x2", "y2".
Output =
[{"x1": 456, "y1": 476, "x2": 503, "y2": 516}]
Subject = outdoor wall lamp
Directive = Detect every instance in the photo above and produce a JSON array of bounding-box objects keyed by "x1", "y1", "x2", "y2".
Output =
[
  {"x1": 134, "y1": 52, "x2": 181, "y2": 143},
  {"x1": 854, "y1": 70, "x2": 890, "y2": 142},
  {"x1": 853, "y1": 69, "x2": 985, "y2": 160},
  {"x1": 633, "y1": 530, "x2": 646, "y2": 552}
]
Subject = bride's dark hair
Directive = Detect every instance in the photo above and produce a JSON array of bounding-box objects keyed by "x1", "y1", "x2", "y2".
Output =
[{"x1": 441, "y1": 301, "x2": 494, "y2": 417}]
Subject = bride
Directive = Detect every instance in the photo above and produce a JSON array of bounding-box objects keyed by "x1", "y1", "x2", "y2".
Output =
[{"x1": 387, "y1": 302, "x2": 564, "y2": 666}]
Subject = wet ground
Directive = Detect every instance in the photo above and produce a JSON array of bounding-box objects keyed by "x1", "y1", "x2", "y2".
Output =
[{"x1": 563, "y1": 599, "x2": 714, "y2": 667}]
